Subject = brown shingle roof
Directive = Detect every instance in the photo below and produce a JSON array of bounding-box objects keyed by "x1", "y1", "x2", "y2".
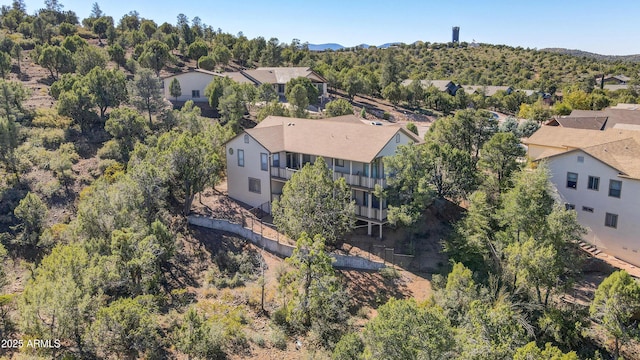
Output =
[
  {"x1": 547, "y1": 116, "x2": 608, "y2": 130},
  {"x1": 245, "y1": 116, "x2": 419, "y2": 163},
  {"x1": 567, "y1": 109, "x2": 640, "y2": 129}
]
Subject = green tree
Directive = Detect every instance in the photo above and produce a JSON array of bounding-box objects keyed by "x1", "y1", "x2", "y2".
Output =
[
  {"x1": 423, "y1": 141, "x2": 477, "y2": 201},
  {"x1": 129, "y1": 68, "x2": 164, "y2": 126},
  {"x1": 363, "y1": 298, "x2": 454, "y2": 360},
  {"x1": 563, "y1": 88, "x2": 591, "y2": 110},
  {"x1": 74, "y1": 46, "x2": 108, "y2": 75},
  {"x1": 86, "y1": 67, "x2": 127, "y2": 118},
  {"x1": 256, "y1": 100, "x2": 288, "y2": 121},
  {"x1": 272, "y1": 157, "x2": 355, "y2": 244},
  {"x1": 90, "y1": 295, "x2": 160, "y2": 360},
  {"x1": 169, "y1": 77, "x2": 181, "y2": 101},
  {"x1": 139, "y1": 40, "x2": 171, "y2": 76},
  {"x1": 517, "y1": 119, "x2": 540, "y2": 138},
  {"x1": 382, "y1": 82, "x2": 402, "y2": 106},
  {"x1": 287, "y1": 83, "x2": 309, "y2": 118},
  {"x1": 333, "y1": 333, "x2": 364, "y2": 360},
  {"x1": 57, "y1": 82, "x2": 99, "y2": 133},
  {"x1": 217, "y1": 85, "x2": 245, "y2": 131},
  {"x1": 204, "y1": 75, "x2": 233, "y2": 109},
  {"x1": 38, "y1": 45, "x2": 74, "y2": 79},
  {"x1": 282, "y1": 233, "x2": 349, "y2": 347},
  {"x1": 0, "y1": 79, "x2": 29, "y2": 121},
  {"x1": 13, "y1": 192, "x2": 48, "y2": 247},
  {"x1": 513, "y1": 342, "x2": 579, "y2": 360},
  {"x1": 197, "y1": 55, "x2": 215, "y2": 70},
  {"x1": 255, "y1": 83, "x2": 277, "y2": 103},
  {"x1": 105, "y1": 107, "x2": 147, "y2": 161},
  {"x1": 92, "y1": 17, "x2": 110, "y2": 44},
  {"x1": 285, "y1": 77, "x2": 319, "y2": 106},
  {"x1": 163, "y1": 129, "x2": 225, "y2": 214},
  {"x1": 0, "y1": 51, "x2": 11, "y2": 79},
  {"x1": 406, "y1": 122, "x2": 418, "y2": 135},
  {"x1": 590, "y1": 270, "x2": 640, "y2": 359},
  {"x1": 107, "y1": 43, "x2": 126, "y2": 69},
  {"x1": 19, "y1": 244, "x2": 95, "y2": 357},
  {"x1": 0, "y1": 116, "x2": 20, "y2": 181},
  {"x1": 478, "y1": 132, "x2": 525, "y2": 192},
  {"x1": 174, "y1": 307, "x2": 225, "y2": 360},
  {"x1": 325, "y1": 98, "x2": 353, "y2": 117},
  {"x1": 382, "y1": 143, "x2": 434, "y2": 226},
  {"x1": 211, "y1": 45, "x2": 232, "y2": 68},
  {"x1": 187, "y1": 40, "x2": 208, "y2": 64}
]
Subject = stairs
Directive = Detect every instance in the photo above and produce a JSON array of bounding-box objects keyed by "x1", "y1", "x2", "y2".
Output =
[{"x1": 578, "y1": 241, "x2": 602, "y2": 256}]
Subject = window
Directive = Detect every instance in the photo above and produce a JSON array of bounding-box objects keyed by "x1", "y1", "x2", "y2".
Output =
[
  {"x1": 609, "y1": 180, "x2": 622, "y2": 198},
  {"x1": 566, "y1": 172, "x2": 578, "y2": 189},
  {"x1": 335, "y1": 159, "x2": 344, "y2": 167},
  {"x1": 605, "y1": 213, "x2": 618, "y2": 228},
  {"x1": 248, "y1": 178, "x2": 261, "y2": 193},
  {"x1": 237, "y1": 149, "x2": 244, "y2": 167},
  {"x1": 303, "y1": 154, "x2": 311, "y2": 164},
  {"x1": 272, "y1": 153, "x2": 280, "y2": 167},
  {"x1": 395, "y1": 133, "x2": 401, "y2": 143},
  {"x1": 278, "y1": 84, "x2": 285, "y2": 93},
  {"x1": 192, "y1": 90, "x2": 200, "y2": 98},
  {"x1": 244, "y1": 134, "x2": 250, "y2": 143},
  {"x1": 588, "y1": 176, "x2": 600, "y2": 191},
  {"x1": 577, "y1": 156, "x2": 584, "y2": 163},
  {"x1": 565, "y1": 203, "x2": 576, "y2": 210},
  {"x1": 582, "y1": 206, "x2": 594, "y2": 213},
  {"x1": 260, "y1": 153, "x2": 268, "y2": 171}
]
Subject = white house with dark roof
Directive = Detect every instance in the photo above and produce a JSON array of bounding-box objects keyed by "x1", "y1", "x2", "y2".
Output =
[
  {"x1": 162, "y1": 68, "x2": 222, "y2": 102},
  {"x1": 525, "y1": 126, "x2": 640, "y2": 266},
  {"x1": 225, "y1": 115, "x2": 421, "y2": 238}
]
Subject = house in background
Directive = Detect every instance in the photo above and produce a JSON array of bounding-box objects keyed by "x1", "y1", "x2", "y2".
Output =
[
  {"x1": 162, "y1": 67, "x2": 329, "y2": 105},
  {"x1": 224, "y1": 115, "x2": 421, "y2": 238},
  {"x1": 461, "y1": 85, "x2": 513, "y2": 97},
  {"x1": 401, "y1": 79, "x2": 460, "y2": 96},
  {"x1": 161, "y1": 68, "x2": 221, "y2": 102},
  {"x1": 524, "y1": 125, "x2": 640, "y2": 266},
  {"x1": 546, "y1": 107, "x2": 640, "y2": 131}
]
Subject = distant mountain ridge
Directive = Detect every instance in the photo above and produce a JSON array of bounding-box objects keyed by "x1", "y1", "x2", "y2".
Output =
[
  {"x1": 541, "y1": 48, "x2": 640, "y2": 62},
  {"x1": 307, "y1": 42, "x2": 402, "y2": 51}
]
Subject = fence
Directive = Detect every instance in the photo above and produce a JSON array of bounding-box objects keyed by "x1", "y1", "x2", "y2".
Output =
[
  {"x1": 188, "y1": 215, "x2": 386, "y2": 271},
  {"x1": 371, "y1": 244, "x2": 415, "y2": 270}
]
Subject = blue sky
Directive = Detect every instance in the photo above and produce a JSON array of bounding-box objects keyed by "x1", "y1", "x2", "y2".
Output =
[{"x1": 14, "y1": 0, "x2": 640, "y2": 55}]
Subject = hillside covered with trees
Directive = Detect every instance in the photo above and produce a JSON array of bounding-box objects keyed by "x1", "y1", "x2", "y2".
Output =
[{"x1": 1, "y1": 1, "x2": 640, "y2": 359}]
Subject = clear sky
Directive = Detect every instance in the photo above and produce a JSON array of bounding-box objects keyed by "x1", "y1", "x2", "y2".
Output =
[{"x1": 13, "y1": 0, "x2": 640, "y2": 55}]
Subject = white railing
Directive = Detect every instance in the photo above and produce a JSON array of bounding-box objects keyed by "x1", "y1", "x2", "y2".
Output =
[
  {"x1": 270, "y1": 167, "x2": 298, "y2": 180},
  {"x1": 354, "y1": 205, "x2": 387, "y2": 221},
  {"x1": 333, "y1": 172, "x2": 387, "y2": 189}
]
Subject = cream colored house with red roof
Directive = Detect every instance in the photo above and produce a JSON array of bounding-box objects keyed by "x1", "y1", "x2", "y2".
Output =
[
  {"x1": 225, "y1": 115, "x2": 421, "y2": 238},
  {"x1": 525, "y1": 126, "x2": 640, "y2": 266}
]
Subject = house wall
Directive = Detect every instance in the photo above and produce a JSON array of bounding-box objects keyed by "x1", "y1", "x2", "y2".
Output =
[
  {"x1": 377, "y1": 131, "x2": 415, "y2": 158},
  {"x1": 226, "y1": 134, "x2": 271, "y2": 209},
  {"x1": 546, "y1": 150, "x2": 640, "y2": 266},
  {"x1": 163, "y1": 72, "x2": 215, "y2": 102}
]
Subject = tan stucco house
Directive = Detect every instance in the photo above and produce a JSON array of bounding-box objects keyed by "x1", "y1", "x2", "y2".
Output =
[{"x1": 225, "y1": 115, "x2": 421, "y2": 238}]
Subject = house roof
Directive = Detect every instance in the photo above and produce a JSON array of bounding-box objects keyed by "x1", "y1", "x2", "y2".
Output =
[
  {"x1": 546, "y1": 116, "x2": 608, "y2": 130},
  {"x1": 161, "y1": 68, "x2": 224, "y2": 80},
  {"x1": 243, "y1": 115, "x2": 420, "y2": 163},
  {"x1": 525, "y1": 126, "x2": 640, "y2": 179},
  {"x1": 219, "y1": 67, "x2": 327, "y2": 86},
  {"x1": 401, "y1": 79, "x2": 455, "y2": 92},
  {"x1": 603, "y1": 84, "x2": 631, "y2": 92},
  {"x1": 460, "y1": 85, "x2": 512, "y2": 96},
  {"x1": 568, "y1": 109, "x2": 640, "y2": 129}
]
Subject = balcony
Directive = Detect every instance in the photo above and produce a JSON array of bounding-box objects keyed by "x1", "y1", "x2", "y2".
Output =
[
  {"x1": 271, "y1": 167, "x2": 386, "y2": 189},
  {"x1": 333, "y1": 172, "x2": 386, "y2": 189},
  {"x1": 354, "y1": 204, "x2": 388, "y2": 222}
]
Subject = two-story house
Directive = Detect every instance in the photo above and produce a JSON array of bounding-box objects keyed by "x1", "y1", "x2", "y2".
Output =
[
  {"x1": 225, "y1": 115, "x2": 421, "y2": 238},
  {"x1": 525, "y1": 126, "x2": 640, "y2": 266}
]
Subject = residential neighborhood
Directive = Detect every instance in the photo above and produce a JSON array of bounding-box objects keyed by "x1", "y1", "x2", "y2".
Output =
[{"x1": 4, "y1": 1, "x2": 640, "y2": 359}]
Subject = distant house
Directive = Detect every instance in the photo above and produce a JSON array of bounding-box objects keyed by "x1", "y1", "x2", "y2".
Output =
[
  {"x1": 162, "y1": 69, "x2": 222, "y2": 102},
  {"x1": 162, "y1": 67, "x2": 329, "y2": 103},
  {"x1": 226, "y1": 67, "x2": 329, "y2": 100},
  {"x1": 401, "y1": 79, "x2": 460, "y2": 96},
  {"x1": 524, "y1": 125, "x2": 640, "y2": 266},
  {"x1": 460, "y1": 85, "x2": 513, "y2": 97},
  {"x1": 547, "y1": 108, "x2": 640, "y2": 131},
  {"x1": 225, "y1": 115, "x2": 421, "y2": 238},
  {"x1": 596, "y1": 74, "x2": 631, "y2": 85}
]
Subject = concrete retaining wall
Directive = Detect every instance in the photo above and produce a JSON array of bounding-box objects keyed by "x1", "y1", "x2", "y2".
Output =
[{"x1": 188, "y1": 215, "x2": 385, "y2": 270}]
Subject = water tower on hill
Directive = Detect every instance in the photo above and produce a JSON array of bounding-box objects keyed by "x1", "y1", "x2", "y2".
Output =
[{"x1": 452, "y1": 26, "x2": 460, "y2": 43}]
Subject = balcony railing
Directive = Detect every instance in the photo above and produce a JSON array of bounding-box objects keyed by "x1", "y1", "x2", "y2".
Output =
[
  {"x1": 333, "y1": 172, "x2": 387, "y2": 189},
  {"x1": 354, "y1": 204, "x2": 387, "y2": 221},
  {"x1": 271, "y1": 167, "x2": 387, "y2": 189}
]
